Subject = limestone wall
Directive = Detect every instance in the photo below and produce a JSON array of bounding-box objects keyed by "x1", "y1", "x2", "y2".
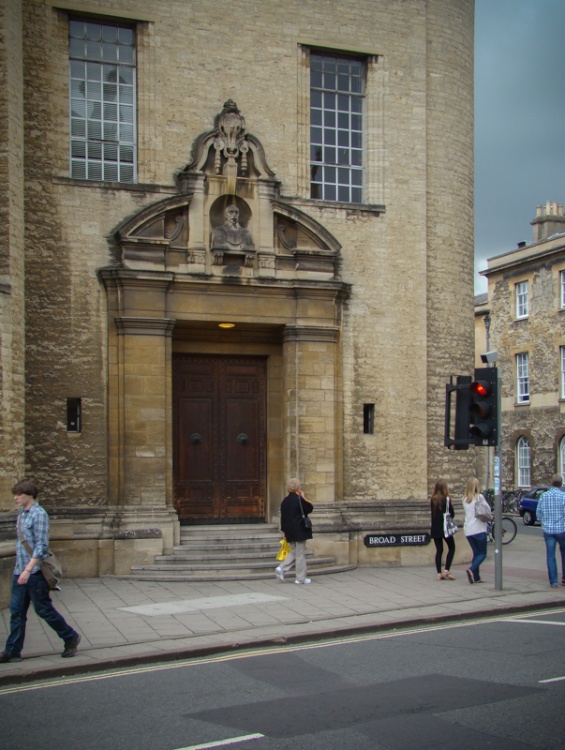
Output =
[
  {"x1": 3, "y1": 0, "x2": 476, "y2": 575},
  {"x1": 0, "y1": 0, "x2": 26, "y2": 505}
]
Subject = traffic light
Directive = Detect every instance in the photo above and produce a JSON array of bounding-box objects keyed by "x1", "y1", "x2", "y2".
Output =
[
  {"x1": 444, "y1": 375, "x2": 471, "y2": 450},
  {"x1": 469, "y1": 367, "x2": 499, "y2": 447},
  {"x1": 444, "y1": 368, "x2": 500, "y2": 449}
]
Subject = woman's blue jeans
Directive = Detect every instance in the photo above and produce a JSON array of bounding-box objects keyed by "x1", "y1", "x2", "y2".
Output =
[
  {"x1": 466, "y1": 532, "x2": 488, "y2": 582},
  {"x1": 4, "y1": 572, "x2": 76, "y2": 657}
]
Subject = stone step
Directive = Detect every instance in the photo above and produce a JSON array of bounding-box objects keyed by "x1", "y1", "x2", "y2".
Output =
[
  {"x1": 172, "y1": 542, "x2": 282, "y2": 556},
  {"x1": 179, "y1": 533, "x2": 281, "y2": 545},
  {"x1": 131, "y1": 555, "x2": 335, "y2": 573},
  {"x1": 156, "y1": 549, "x2": 314, "y2": 563},
  {"x1": 180, "y1": 523, "x2": 280, "y2": 535},
  {"x1": 120, "y1": 564, "x2": 357, "y2": 583},
  {"x1": 173, "y1": 537, "x2": 281, "y2": 554},
  {"x1": 128, "y1": 522, "x2": 356, "y2": 583}
]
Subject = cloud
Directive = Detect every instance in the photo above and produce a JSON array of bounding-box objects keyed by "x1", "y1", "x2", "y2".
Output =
[{"x1": 474, "y1": 0, "x2": 565, "y2": 292}]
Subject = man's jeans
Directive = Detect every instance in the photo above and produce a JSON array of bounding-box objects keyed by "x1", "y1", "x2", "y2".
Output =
[
  {"x1": 4, "y1": 572, "x2": 76, "y2": 657},
  {"x1": 543, "y1": 532, "x2": 565, "y2": 586}
]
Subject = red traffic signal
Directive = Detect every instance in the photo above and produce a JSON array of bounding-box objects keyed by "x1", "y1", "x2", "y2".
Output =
[
  {"x1": 471, "y1": 381, "x2": 488, "y2": 398},
  {"x1": 469, "y1": 368, "x2": 499, "y2": 446}
]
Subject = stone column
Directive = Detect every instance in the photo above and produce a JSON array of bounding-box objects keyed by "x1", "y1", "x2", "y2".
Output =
[
  {"x1": 283, "y1": 325, "x2": 341, "y2": 504},
  {"x1": 114, "y1": 317, "x2": 175, "y2": 508}
]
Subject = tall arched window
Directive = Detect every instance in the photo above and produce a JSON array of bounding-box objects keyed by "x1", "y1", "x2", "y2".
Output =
[
  {"x1": 517, "y1": 436, "x2": 531, "y2": 487},
  {"x1": 560, "y1": 437, "x2": 565, "y2": 478}
]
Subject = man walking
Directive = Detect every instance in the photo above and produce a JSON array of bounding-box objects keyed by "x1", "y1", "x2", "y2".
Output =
[
  {"x1": 536, "y1": 474, "x2": 565, "y2": 588},
  {"x1": 0, "y1": 479, "x2": 81, "y2": 663}
]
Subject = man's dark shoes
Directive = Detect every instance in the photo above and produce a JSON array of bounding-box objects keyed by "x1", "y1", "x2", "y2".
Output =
[
  {"x1": 0, "y1": 651, "x2": 22, "y2": 663},
  {"x1": 61, "y1": 633, "x2": 81, "y2": 658}
]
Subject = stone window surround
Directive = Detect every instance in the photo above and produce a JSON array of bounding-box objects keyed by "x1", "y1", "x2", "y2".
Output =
[
  {"x1": 309, "y1": 52, "x2": 364, "y2": 203},
  {"x1": 516, "y1": 434, "x2": 531, "y2": 488},
  {"x1": 560, "y1": 269, "x2": 565, "y2": 309},
  {"x1": 515, "y1": 351, "x2": 530, "y2": 405},
  {"x1": 560, "y1": 345, "x2": 565, "y2": 400},
  {"x1": 298, "y1": 44, "x2": 384, "y2": 207},
  {"x1": 68, "y1": 16, "x2": 137, "y2": 183},
  {"x1": 514, "y1": 279, "x2": 529, "y2": 319},
  {"x1": 560, "y1": 435, "x2": 565, "y2": 477}
]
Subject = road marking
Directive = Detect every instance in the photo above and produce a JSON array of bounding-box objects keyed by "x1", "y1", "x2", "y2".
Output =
[
  {"x1": 120, "y1": 592, "x2": 286, "y2": 617},
  {"x1": 502, "y1": 619, "x2": 565, "y2": 627},
  {"x1": 539, "y1": 675, "x2": 565, "y2": 684},
  {"x1": 174, "y1": 734, "x2": 264, "y2": 749},
  {"x1": 2, "y1": 606, "x2": 565, "y2": 695}
]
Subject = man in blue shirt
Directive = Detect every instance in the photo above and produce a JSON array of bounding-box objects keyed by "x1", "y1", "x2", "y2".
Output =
[
  {"x1": 536, "y1": 474, "x2": 565, "y2": 588},
  {"x1": 0, "y1": 479, "x2": 81, "y2": 663}
]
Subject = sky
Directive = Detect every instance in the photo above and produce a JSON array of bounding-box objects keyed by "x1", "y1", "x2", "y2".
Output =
[{"x1": 474, "y1": 0, "x2": 565, "y2": 293}]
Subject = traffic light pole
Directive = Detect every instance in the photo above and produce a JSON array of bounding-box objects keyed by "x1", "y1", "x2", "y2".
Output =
[{"x1": 493, "y1": 369, "x2": 502, "y2": 591}]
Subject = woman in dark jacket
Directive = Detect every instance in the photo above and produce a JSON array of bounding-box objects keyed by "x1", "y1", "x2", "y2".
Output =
[
  {"x1": 275, "y1": 477, "x2": 313, "y2": 585},
  {"x1": 430, "y1": 478, "x2": 456, "y2": 581}
]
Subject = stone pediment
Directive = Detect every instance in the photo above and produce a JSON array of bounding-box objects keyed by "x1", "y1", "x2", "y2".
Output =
[{"x1": 113, "y1": 101, "x2": 341, "y2": 281}]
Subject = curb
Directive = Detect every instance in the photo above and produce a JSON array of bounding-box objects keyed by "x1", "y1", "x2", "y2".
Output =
[{"x1": 1, "y1": 596, "x2": 563, "y2": 688}]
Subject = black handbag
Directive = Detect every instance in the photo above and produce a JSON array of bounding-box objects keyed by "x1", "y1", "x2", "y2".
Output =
[{"x1": 299, "y1": 496, "x2": 313, "y2": 529}]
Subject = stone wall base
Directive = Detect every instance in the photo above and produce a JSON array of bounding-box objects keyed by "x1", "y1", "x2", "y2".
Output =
[
  {"x1": 308, "y1": 500, "x2": 472, "y2": 569},
  {"x1": 0, "y1": 506, "x2": 180, "y2": 607}
]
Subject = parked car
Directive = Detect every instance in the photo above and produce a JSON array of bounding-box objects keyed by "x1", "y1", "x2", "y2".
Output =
[{"x1": 519, "y1": 486, "x2": 550, "y2": 525}]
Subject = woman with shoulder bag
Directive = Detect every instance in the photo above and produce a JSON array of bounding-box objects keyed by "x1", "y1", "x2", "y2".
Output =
[
  {"x1": 274, "y1": 478, "x2": 313, "y2": 585},
  {"x1": 463, "y1": 477, "x2": 490, "y2": 584},
  {"x1": 430, "y1": 478, "x2": 456, "y2": 581}
]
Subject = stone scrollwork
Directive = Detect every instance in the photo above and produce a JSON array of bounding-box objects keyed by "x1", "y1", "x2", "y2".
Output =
[
  {"x1": 180, "y1": 100, "x2": 277, "y2": 190},
  {"x1": 277, "y1": 223, "x2": 297, "y2": 250},
  {"x1": 213, "y1": 100, "x2": 249, "y2": 177},
  {"x1": 164, "y1": 214, "x2": 185, "y2": 243}
]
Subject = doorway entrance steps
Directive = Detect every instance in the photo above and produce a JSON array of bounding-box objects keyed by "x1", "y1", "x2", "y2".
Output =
[{"x1": 125, "y1": 524, "x2": 356, "y2": 582}]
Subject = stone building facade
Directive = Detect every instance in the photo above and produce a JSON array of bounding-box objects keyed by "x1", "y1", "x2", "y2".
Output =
[
  {"x1": 479, "y1": 202, "x2": 565, "y2": 490},
  {"x1": 0, "y1": 0, "x2": 475, "y2": 590}
]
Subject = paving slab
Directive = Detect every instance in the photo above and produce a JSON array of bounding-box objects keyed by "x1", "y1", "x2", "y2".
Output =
[{"x1": 1, "y1": 529, "x2": 564, "y2": 686}]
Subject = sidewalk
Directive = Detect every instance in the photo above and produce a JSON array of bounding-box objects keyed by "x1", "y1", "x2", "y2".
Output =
[{"x1": 1, "y1": 529, "x2": 564, "y2": 686}]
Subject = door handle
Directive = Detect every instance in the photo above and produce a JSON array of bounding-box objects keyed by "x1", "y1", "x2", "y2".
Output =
[
  {"x1": 236, "y1": 433, "x2": 248, "y2": 445},
  {"x1": 190, "y1": 433, "x2": 202, "y2": 445}
]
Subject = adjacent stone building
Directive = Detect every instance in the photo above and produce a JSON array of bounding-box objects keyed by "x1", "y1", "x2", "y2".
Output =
[
  {"x1": 479, "y1": 201, "x2": 565, "y2": 489},
  {"x1": 0, "y1": 0, "x2": 475, "y2": 589}
]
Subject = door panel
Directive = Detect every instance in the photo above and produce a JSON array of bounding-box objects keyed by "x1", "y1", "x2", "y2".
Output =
[{"x1": 174, "y1": 355, "x2": 266, "y2": 523}]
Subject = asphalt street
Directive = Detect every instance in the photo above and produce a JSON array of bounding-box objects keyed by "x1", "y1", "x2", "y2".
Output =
[{"x1": 1, "y1": 608, "x2": 564, "y2": 749}]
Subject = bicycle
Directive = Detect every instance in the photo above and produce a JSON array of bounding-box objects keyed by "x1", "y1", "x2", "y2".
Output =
[
  {"x1": 487, "y1": 516, "x2": 517, "y2": 545},
  {"x1": 501, "y1": 490, "x2": 522, "y2": 515}
]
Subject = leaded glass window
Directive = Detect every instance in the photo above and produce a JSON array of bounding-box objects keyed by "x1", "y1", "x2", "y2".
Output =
[
  {"x1": 310, "y1": 53, "x2": 364, "y2": 203},
  {"x1": 69, "y1": 19, "x2": 136, "y2": 182}
]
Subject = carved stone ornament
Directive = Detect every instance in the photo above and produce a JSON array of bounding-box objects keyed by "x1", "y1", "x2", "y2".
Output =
[
  {"x1": 214, "y1": 100, "x2": 249, "y2": 193},
  {"x1": 180, "y1": 100, "x2": 276, "y2": 194}
]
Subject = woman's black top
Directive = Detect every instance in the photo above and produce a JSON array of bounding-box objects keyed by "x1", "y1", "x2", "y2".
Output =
[
  {"x1": 430, "y1": 497, "x2": 455, "y2": 539},
  {"x1": 280, "y1": 492, "x2": 313, "y2": 542}
]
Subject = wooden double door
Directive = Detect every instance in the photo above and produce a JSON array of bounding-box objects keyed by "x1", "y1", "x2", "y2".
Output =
[{"x1": 173, "y1": 354, "x2": 267, "y2": 523}]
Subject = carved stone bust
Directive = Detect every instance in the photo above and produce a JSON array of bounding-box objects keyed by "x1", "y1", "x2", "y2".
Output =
[{"x1": 211, "y1": 205, "x2": 255, "y2": 252}]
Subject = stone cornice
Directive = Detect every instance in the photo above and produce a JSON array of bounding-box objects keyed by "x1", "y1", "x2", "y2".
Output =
[
  {"x1": 115, "y1": 318, "x2": 176, "y2": 336},
  {"x1": 283, "y1": 325, "x2": 340, "y2": 343}
]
